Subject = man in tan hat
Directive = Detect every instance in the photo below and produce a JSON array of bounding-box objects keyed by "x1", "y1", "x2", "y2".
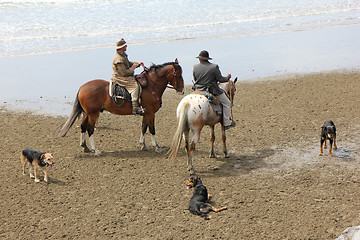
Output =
[
  {"x1": 193, "y1": 50, "x2": 235, "y2": 130},
  {"x1": 110, "y1": 38, "x2": 145, "y2": 115}
]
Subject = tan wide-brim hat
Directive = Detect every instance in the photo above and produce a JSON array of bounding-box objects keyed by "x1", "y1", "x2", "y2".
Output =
[
  {"x1": 116, "y1": 38, "x2": 127, "y2": 49},
  {"x1": 196, "y1": 50, "x2": 212, "y2": 60}
]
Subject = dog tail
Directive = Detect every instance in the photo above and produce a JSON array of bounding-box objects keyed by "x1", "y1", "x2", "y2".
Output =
[
  {"x1": 167, "y1": 102, "x2": 189, "y2": 161},
  {"x1": 58, "y1": 91, "x2": 83, "y2": 137}
]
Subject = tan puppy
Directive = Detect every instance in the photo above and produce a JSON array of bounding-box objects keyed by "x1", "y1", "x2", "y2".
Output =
[{"x1": 21, "y1": 148, "x2": 54, "y2": 183}]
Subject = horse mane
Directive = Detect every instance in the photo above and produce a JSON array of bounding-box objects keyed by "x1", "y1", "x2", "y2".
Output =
[{"x1": 147, "y1": 62, "x2": 180, "y2": 73}]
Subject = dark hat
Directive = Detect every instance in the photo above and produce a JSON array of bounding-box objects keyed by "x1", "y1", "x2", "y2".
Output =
[
  {"x1": 196, "y1": 50, "x2": 212, "y2": 60},
  {"x1": 116, "y1": 38, "x2": 127, "y2": 49}
]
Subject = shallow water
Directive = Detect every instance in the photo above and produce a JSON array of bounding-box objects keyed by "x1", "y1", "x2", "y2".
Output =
[{"x1": 1, "y1": 0, "x2": 360, "y2": 57}]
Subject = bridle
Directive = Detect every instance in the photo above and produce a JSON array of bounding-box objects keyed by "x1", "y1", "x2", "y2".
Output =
[
  {"x1": 224, "y1": 80, "x2": 236, "y2": 121},
  {"x1": 143, "y1": 64, "x2": 182, "y2": 90},
  {"x1": 142, "y1": 63, "x2": 183, "y2": 102}
]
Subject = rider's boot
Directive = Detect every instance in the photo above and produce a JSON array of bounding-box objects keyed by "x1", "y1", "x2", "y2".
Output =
[{"x1": 132, "y1": 101, "x2": 145, "y2": 115}]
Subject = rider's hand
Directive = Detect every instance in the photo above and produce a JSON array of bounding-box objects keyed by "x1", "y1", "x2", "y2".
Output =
[
  {"x1": 227, "y1": 73, "x2": 231, "y2": 79},
  {"x1": 131, "y1": 63, "x2": 140, "y2": 69}
]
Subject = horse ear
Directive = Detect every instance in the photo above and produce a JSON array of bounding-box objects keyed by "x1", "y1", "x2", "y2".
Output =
[
  {"x1": 174, "y1": 58, "x2": 178, "y2": 64},
  {"x1": 234, "y1": 77, "x2": 238, "y2": 84}
]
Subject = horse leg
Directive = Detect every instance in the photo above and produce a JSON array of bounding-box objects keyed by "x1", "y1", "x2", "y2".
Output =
[
  {"x1": 188, "y1": 129, "x2": 200, "y2": 175},
  {"x1": 80, "y1": 115, "x2": 92, "y2": 153},
  {"x1": 209, "y1": 126, "x2": 216, "y2": 158},
  {"x1": 183, "y1": 129, "x2": 190, "y2": 170},
  {"x1": 139, "y1": 117, "x2": 149, "y2": 151},
  {"x1": 221, "y1": 125, "x2": 229, "y2": 158},
  {"x1": 87, "y1": 112, "x2": 101, "y2": 156},
  {"x1": 147, "y1": 115, "x2": 163, "y2": 153}
]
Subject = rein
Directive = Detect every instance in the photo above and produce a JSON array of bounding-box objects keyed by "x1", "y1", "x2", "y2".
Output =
[{"x1": 142, "y1": 64, "x2": 178, "y2": 102}]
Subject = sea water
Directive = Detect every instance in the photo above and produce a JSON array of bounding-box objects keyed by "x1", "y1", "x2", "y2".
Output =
[
  {"x1": 1, "y1": 0, "x2": 360, "y2": 115},
  {"x1": 1, "y1": 0, "x2": 359, "y2": 57}
]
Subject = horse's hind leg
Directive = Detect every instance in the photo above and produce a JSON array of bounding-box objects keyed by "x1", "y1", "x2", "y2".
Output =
[
  {"x1": 209, "y1": 126, "x2": 216, "y2": 158},
  {"x1": 80, "y1": 114, "x2": 92, "y2": 153},
  {"x1": 88, "y1": 112, "x2": 101, "y2": 156},
  {"x1": 221, "y1": 125, "x2": 229, "y2": 158},
  {"x1": 188, "y1": 130, "x2": 200, "y2": 175},
  {"x1": 80, "y1": 113, "x2": 101, "y2": 156}
]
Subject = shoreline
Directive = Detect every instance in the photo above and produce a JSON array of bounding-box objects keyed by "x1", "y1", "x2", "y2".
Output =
[
  {"x1": 0, "y1": 24, "x2": 360, "y2": 115},
  {"x1": 1, "y1": 70, "x2": 360, "y2": 239},
  {"x1": 1, "y1": 69, "x2": 360, "y2": 117}
]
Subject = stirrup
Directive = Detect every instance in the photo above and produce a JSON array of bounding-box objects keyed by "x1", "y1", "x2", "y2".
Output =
[{"x1": 132, "y1": 106, "x2": 146, "y2": 115}]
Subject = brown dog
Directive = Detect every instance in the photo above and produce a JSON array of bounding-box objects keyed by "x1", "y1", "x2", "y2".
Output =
[
  {"x1": 186, "y1": 176, "x2": 227, "y2": 220},
  {"x1": 21, "y1": 148, "x2": 54, "y2": 183}
]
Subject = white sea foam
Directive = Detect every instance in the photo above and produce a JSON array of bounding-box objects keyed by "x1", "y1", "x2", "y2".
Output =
[{"x1": 1, "y1": 0, "x2": 359, "y2": 56}]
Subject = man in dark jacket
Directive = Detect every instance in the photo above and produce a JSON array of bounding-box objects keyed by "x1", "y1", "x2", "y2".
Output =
[{"x1": 193, "y1": 50, "x2": 235, "y2": 130}]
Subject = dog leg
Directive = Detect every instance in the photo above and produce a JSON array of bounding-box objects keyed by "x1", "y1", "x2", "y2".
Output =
[
  {"x1": 329, "y1": 139, "x2": 333, "y2": 157},
  {"x1": 34, "y1": 165, "x2": 40, "y2": 183},
  {"x1": 43, "y1": 169, "x2": 48, "y2": 183},
  {"x1": 29, "y1": 164, "x2": 35, "y2": 179},
  {"x1": 209, "y1": 204, "x2": 228, "y2": 213},
  {"x1": 334, "y1": 135, "x2": 337, "y2": 150},
  {"x1": 21, "y1": 154, "x2": 26, "y2": 175},
  {"x1": 319, "y1": 138, "x2": 324, "y2": 156}
]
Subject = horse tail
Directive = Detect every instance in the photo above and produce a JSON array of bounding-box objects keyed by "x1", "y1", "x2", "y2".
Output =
[
  {"x1": 167, "y1": 102, "x2": 189, "y2": 161},
  {"x1": 59, "y1": 91, "x2": 83, "y2": 137}
]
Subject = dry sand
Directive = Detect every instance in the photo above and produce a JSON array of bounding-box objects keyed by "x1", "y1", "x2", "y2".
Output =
[{"x1": 1, "y1": 71, "x2": 360, "y2": 239}]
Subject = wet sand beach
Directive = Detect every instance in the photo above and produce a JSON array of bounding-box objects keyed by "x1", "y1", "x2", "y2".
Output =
[{"x1": 1, "y1": 71, "x2": 360, "y2": 239}]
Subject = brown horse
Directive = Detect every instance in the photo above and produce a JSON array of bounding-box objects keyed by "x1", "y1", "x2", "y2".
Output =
[
  {"x1": 59, "y1": 59, "x2": 184, "y2": 156},
  {"x1": 168, "y1": 78, "x2": 237, "y2": 174}
]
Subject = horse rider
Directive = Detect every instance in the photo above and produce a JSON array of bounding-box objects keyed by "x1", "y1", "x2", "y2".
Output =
[
  {"x1": 110, "y1": 38, "x2": 145, "y2": 115},
  {"x1": 193, "y1": 50, "x2": 236, "y2": 130}
]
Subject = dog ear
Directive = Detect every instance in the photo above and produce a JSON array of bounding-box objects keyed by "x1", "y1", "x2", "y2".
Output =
[{"x1": 40, "y1": 154, "x2": 45, "y2": 160}]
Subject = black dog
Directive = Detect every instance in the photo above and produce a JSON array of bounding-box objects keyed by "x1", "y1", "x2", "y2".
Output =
[
  {"x1": 185, "y1": 176, "x2": 227, "y2": 220},
  {"x1": 319, "y1": 120, "x2": 337, "y2": 157}
]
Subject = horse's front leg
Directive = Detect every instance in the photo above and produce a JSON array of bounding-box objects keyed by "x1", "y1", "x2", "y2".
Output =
[
  {"x1": 209, "y1": 126, "x2": 216, "y2": 158},
  {"x1": 221, "y1": 125, "x2": 229, "y2": 158},
  {"x1": 139, "y1": 117, "x2": 149, "y2": 151},
  {"x1": 146, "y1": 115, "x2": 162, "y2": 153}
]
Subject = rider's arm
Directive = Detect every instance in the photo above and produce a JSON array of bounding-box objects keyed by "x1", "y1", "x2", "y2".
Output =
[
  {"x1": 213, "y1": 65, "x2": 230, "y2": 83},
  {"x1": 115, "y1": 62, "x2": 134, "y2": 77}
]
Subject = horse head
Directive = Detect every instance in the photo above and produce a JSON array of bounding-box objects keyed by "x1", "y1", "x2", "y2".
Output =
[
  {"x1": 168, "y1": 58, "x2": 185, "y2": 95},
  {"x1": 219, "y1": 77, "x2": 238, "y2": 105}
]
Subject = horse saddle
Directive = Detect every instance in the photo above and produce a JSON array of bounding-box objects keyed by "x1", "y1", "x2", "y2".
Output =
[
  {"x1": 111, "y1": 82, "x2": 131, "y2": 102},
  {"x1": 192, "y1": 90, "x2": 222, "y2": 116}
]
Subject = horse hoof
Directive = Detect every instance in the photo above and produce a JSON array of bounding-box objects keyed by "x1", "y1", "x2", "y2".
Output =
[
  {"x1": 155, "y1": 146, "x2": 163, "y2": 153},
  {"x1": 141, "y1": 145, "x2": 149, "y2": 151},
  {"x1": 189, "y1": 169, "x2": 196, "y2": 175},
  {"x1": 209, "y1": 153, "x2": 216, "y2": 158},
  {"x1": 83, "y1": 146, "x2": 92, "y2": 153},
  {"x1": 224, "y1": 154, "x2": 230, "y2": 158},
  {"x1": 94, "y1": 150, "x2": 102, "y2": 156}
]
